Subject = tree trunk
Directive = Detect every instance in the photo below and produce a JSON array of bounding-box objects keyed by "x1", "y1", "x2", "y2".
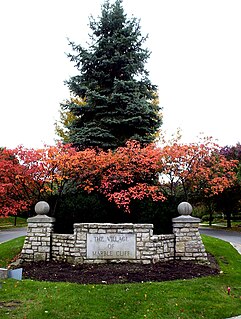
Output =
[
  {"x1": 209, "y1": 212, "x2": 213, "y2": 226},
  {"x1": 226, "y1": 211, "x2": 232, "y2": 228}
]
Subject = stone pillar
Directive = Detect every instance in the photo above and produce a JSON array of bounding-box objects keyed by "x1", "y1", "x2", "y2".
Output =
[
  {"x1": 172, "y1": 202, "x2": 207, "y2": 262},
  {"x1": 21, "y1": 201, "x2": 55, "y2": 262}
]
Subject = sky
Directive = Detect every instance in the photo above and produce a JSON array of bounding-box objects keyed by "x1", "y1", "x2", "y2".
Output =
[{"x1": 0, "y1": 0, "x2": 241, "y2": 149}]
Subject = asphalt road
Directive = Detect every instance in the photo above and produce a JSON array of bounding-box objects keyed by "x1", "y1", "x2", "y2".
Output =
[
  {"x1": 0, "y1": 227, "x2": 27, "y2": 243},
  {"x1": 199, "y1": 227, "x2": 241, "y2": 245}
]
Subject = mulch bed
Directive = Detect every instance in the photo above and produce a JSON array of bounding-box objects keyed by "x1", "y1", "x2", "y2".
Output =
[{"x1": 21, "y1": 254, "x2": 220, "y2": 284}]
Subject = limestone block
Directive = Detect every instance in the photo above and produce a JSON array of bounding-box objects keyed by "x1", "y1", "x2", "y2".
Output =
[
  {"x1": 180, "y1": 228, "x2": 190, "y2": 233},
  {"x1": 141, "y1": 251, "x2": 153, "y2": 257},
  {"x1": 75, "y1": 243, "x2": 86, "y2": 248},
  {"x1": 136, "y1": 228, "x2": 150, "y2": 233},
  {"x1": 26, "y1": 232, "x2": 34, "y2": 237},
  {"x1": 106, "y1": 229, "x2": 117, "y2": 233},
  {"x1": 193, "y1": 253, "x2": 204, "y2": 257},
  {"x1": 28, "y1": 223, "x2": 38, "y2": 228},
  {"x1": 141, "y1": 233, "x2": 150, "y2": 241},
  {"x1": 134, "y1": 224, "x2": 153, "y2": 229},
  {"x1": 25, "y1": 249, "x2": 34, "y2": 254},
  {"x1": 145, "y1": 242, "x2": 154, "y2": 248},
  {"x1": 34, "y1": 253, "x2": 46, "y2": 261},
  {"x1": 97, "y1": 229, "x2": 106, "y2": 233},
  {"x1": 23, "y1": 244, "x2": 32, "y2": 249},
  {"x1": 188, "y1": 232, "x2": 198, "y2": 237},
  {"x1": 118, "y1": 229, "x2": 134, "y2": 233},
  {"x1": 38, "y1": 246, "x2": 50, "y2": 253},
  {"x1": 77, "y1": 233, "x2": 87, "y2": 241},
  {"x1": 164, "y1": 244, "x2": 169, "y2": 253},
  {"x1": 175, "y1": 242, "x2": 185, "y2": 251},
  {"x1": 29, "y1": 237, "x2": 38, "y2": 241},
  {"x1": 89, "y1": 229, "x2": 98, "y2": 234},
  {"x1": 33, "y1": 232, "x2": 47, "y2": 237},
  {"x1": 73, "y1": 257, "x2": 84, "y2": 265},
  {"x1": 142, "y1": 260, "x2": 151, "y2": 264},
  {"x1": 156, "y1": 247, "x2": 164, "y2": 255},
  {"x1": 69, "y1": 248, "x2": 76, "y2": 253},
  {"x1": 136, "y1": 251, "x2": 141, "y2": 259},
  {"x1": 42, "y1": 242, "x2": 50, "y2": 247},
  {"x1": 32, "y1": 227, "x2": 44, "y2": 232},
  {"x1": 41, "y1": 237, "x2": 51, "y2": 242}
]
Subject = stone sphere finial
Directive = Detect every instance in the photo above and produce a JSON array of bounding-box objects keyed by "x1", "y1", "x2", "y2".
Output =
[
  {"x1": 177, "y1": 202, "x2": 193, "y2": 216},
  {"x1": 35, "y1": 201, "x2": 50, "y2": 215}
]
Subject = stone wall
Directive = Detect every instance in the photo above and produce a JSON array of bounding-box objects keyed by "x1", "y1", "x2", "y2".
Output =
[
  {"x1": 51, "y1": 223, "x2": 175, "y2": 264},
  {"x1": 173, "y1": 215, "x2": 207, "y2": 261},
  {"x1": 21, "y1": 201, "x2": 208, "y2": 264},
  {"x1": 21, "y1": 214, "x2": 55, "y2": 263}
]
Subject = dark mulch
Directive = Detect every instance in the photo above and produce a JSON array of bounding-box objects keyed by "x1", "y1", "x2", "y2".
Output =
[{"x1": 21, "y1": 254, "x2": 220, "y2": 284}]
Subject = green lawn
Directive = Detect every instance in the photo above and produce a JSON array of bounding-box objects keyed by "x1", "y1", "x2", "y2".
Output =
[
  {"x1": 0, "y1": 216, "x2": 27, "y2": 229},
  {"x1": 0, "y1": 236, "x2": 25, "y2": 268},
  {"x1": 0, "y1": 235, "x2": 241, "y2": 319}
]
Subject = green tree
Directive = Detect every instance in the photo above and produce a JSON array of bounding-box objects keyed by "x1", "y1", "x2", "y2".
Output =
[
  {"x1": 216, "y1": 143, "x2": 241, "y2": 227},
  {"x1": 62, "y1": 0, "x2": 162, "y2": 150},
  {"x1": 55, "y1": 97, "x2": 86, "y2": 143}
]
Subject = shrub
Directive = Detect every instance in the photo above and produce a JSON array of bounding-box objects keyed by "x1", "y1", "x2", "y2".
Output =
[{"x1": 53, "y1": 190, "x2": 180, "y2": 234}]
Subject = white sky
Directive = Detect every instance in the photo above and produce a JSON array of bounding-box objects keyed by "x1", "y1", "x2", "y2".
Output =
[{"x1": 0, "y1": 0, "x2": 240, "y2": 148}]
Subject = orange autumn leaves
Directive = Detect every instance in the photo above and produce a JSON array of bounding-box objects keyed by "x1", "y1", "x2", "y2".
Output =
[
  {"x1": 0, "y1": 148, "x2": 32, "y2": 216},
  {"x1": 159, "y1": 139, "x2": 237, "y2": 198},
  {"x1": 0, "y1": 139, "x2": 238, "y2": 217},
  {"x1": 96, "y1": 141, "x2": 165, "y2": 211}
]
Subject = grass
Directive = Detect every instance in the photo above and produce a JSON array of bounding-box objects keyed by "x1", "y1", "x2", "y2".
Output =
[
  {"x1": 0, "y1": 236, "x2": 25, "y2": 268},
  {"x1": 0, "y1": 216, "x2": 27, "y2": 229},
  {"x1": 0, "y1": 235, "x2": 241, "y2": 319}
]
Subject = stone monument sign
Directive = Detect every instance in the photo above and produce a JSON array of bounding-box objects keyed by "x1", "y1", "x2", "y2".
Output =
[
  {"x1": 87, "y1": 233, "x2": 136, "y2": 259},
  {"x1": 21, "y1": 201, "x2": 208, "y2": 264}
]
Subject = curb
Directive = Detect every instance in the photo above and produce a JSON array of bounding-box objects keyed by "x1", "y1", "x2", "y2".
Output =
[{"x1": 230, "y1": 243, "x2": 241, "y2": 254}]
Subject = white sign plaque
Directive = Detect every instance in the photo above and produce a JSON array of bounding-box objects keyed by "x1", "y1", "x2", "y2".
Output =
[{"x1": 87, "y1": 233, "x2": 136, "y2": 259}]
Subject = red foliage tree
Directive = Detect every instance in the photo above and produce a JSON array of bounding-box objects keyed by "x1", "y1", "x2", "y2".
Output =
[
  {"x1": 158, "y1": 137, "x2": 238, "y2": 201},
  {"x1": 0, "y1": 148, "x2": 34, "y2": 216},
  {"x1": 93, "y1": 141, "x2": 165, "y2": 212},
  {"x1": 0, "y1": 141, "x2": 165, "y2": 216},
  {"x1": 0, "y1": 138, "x2": 238, "y2": 218},
  {"x1": 0, "y1": 144, "x2": 79, "y2": 217}
]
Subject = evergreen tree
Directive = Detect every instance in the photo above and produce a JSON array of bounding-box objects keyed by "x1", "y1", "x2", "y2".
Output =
[{"x1": 63, "y1": 0, "x2": 162, "y2": 150}]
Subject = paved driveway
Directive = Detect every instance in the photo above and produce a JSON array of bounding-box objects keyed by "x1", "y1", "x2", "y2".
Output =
[
  {"x1": 199, "y1": 227, "x2": 241, "y2": 245},
  {"x1": 0, "y1": 228, "x2": 27, "y2": 243}
]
